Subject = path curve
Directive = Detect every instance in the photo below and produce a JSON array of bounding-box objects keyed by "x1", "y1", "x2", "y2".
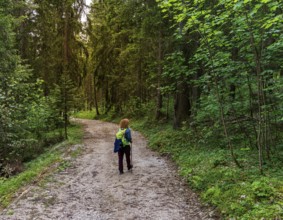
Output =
[{"x1": 0, "y1": 119, "x2": 216, "y2": 220}]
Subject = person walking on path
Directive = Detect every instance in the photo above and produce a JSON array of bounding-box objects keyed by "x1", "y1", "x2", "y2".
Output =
[{"x1": 116, "y1": 118, "x2": 133, "y2": 174}]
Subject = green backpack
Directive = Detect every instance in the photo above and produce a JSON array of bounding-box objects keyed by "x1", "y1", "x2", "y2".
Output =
[{"x1": 113, "y1": 129, "x2": 126, "y2": 153}]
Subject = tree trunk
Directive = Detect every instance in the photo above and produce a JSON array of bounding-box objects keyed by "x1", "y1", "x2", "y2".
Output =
[
  {"x1": 93, "y1": 71, "x2": 100, "y2": 116},
  {"x1": 155, "y1": 30, "x2": 163, "y2": 120},
  {"x1": 173, "y1": 83, "x2": 191, "y2": 129},
  {"x1": 63, "y1": 4, "x2": 69, "y2": 140},
  {"x1": 245, "y1": 11, "x2": 264, "y2": 174}
]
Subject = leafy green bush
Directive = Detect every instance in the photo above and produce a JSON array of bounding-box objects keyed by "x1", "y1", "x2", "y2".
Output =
[
  {"x1": 131, "y1": 119, "x2": 283, "y2": 219},
  {"x1": 251, "y1": 178, "x2": 275, "y2": 200},
  {"x1": 72, "y1": 110, "x2": 97, "y2": 119},
  {"x1": 0, "y1": 122, "x2": 83, "y2": 208}
]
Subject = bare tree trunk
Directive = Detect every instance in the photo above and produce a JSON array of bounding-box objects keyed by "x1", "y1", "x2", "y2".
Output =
[
  {"x1": 173, "y1": 83, "x2": 191, "y2": 129},
  {"x1": 245, "y1": 11, "x2": 264, "y2": 174},
  {"x1": 155, "y1": 31, "x2": 163, "y2": 120},
  {"x1": 63, "y1": 3, "x2": 69, "y2": 140},
  {"x1": 93, "y1": 70, "x2": 100, "y2": 116},
  {"x1": 166, "y1": 94, "x2": 170, "y2": 120}
]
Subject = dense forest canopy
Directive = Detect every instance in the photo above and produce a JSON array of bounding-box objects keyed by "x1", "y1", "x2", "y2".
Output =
[{"x1": 0, "y1": 0, "x2": 282, "y2": 217}]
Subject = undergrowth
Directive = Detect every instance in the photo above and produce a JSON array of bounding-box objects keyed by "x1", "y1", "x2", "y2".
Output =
[
  {"x1": 72, "y1": 110, "x2": 97, "y2": 120},
  {"x1": 129, "y1": 119, "x2": 283, "y2": 219},
  {"x1": 0, "y1": 123, "x2": 83, "y2": 209}
]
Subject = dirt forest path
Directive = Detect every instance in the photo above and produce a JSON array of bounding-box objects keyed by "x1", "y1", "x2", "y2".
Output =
[{"x1": 0, "y1": 119, "x2": 216, "y2": 220}]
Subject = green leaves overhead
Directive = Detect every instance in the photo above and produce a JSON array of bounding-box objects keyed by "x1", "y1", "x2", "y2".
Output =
[
  {"x1": 156, "y1": 0, "x2": 283, "y2": 174},
  {"x1": 162, "y1": 51, "x2": 190, "y2": 94}
]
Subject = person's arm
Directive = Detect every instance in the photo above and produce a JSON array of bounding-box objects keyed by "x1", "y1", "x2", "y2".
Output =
[{"x1": 125, "y1": 128, "x2": 132, "y2": 143}]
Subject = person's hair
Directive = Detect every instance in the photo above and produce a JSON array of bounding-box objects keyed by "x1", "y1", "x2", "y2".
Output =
[{"x1": 119, "y1": 118, "x2": 129, "y2": 129}]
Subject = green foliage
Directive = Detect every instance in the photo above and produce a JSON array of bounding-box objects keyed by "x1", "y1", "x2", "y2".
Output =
[
  {"x1": 0, "y1": 1, "x2": 66, "y2": 176},
  {"x1": 67, "y1": 123, "x2": 84, "y2": 145},
  {"x1": 0, "y1": 152, "x2": 61, "y2": 207},
  {"x1": 17, "y1": 0, "x2": 86, "y2": 92},
  {"x1": 72, "y1": 110, "x2": 97, "y2": 120},
  {"x1": 203, "y1": 185, "x2": 222, "y2": 206},
  {"x1": 251, "y1": 178, "x2": 275, "y2": 200},
  {"x1": 0, "y1": 73, "x2": 63, "y2": 165},
  {"x1": 84, "y1": 0, "x2": 174, "y2": 114},
  {"x1": 131, "y1": 118, "x2": 283, "y2": 219},
  {"x1": 51, "y1": 74, "x2": 79, "y2": 139},
  {"x1": 161, "y1": 51, "x2": 190, "y2": 94},
  {"x1": 155, "y1": 0, "x2": 283, "y2": 172},
  {"x1": 0, "y1": 122, "x2": 83, "y2": 208},
  {"x1": 124, "y1": 100, "x2": 157, "y2": 119},
  {"x1": 2, "y1": 0, "x2": 283, "y2": 217}
]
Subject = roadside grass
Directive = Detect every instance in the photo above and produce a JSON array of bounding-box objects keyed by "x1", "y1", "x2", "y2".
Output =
[
  {"x1": 131, "y1": 121, "x2": 283, "y2": 219},
  {"x1": 0, "y1": 123, "x2": 84, "y2": 209},
  {"x1": 72, "y1": 109, "x2": 120, "y2": 124},
  {"x1": 72, "y1": 110, "x2": 97, "y2": 119}
]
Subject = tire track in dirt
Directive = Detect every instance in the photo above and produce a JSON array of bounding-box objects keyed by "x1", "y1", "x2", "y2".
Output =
[{"x1": 0, "y1": 119, "x2": 217, "y2": 220}]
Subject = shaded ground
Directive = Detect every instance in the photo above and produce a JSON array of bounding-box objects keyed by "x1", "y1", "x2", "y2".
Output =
[{"x1": 0, "y1": 119, "x2": 217, "y2": 220}]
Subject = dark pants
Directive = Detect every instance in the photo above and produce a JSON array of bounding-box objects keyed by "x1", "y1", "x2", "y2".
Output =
[{"x1": 118, "y1": 145, "x2": 131, "y2": 172}]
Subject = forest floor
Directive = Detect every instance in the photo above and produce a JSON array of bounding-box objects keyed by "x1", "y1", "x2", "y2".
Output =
[{"x1": 0, "y1": 119, "x2": 217, "y2": 220}]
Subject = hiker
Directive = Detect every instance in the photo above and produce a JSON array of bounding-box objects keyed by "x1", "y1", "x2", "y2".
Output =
[{"x1": 116, "y1": 118, "x2": 132, "y2": 174}]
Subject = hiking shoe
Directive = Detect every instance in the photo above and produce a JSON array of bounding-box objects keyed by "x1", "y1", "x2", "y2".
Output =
[
  {"x1": 119, "y1": 171, "x2": 124, "y2": 175},
  {"x1": 128, "y1": 165, "x2": 133, "y2": 171}
]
